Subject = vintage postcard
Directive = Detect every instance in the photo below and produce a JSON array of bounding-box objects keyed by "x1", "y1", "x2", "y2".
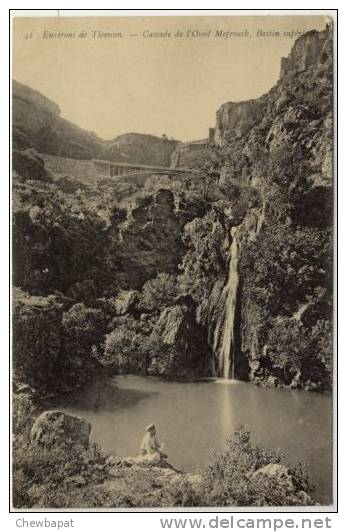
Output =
[{"x1": 11, "y1": 12, "x2": 335, "y2": 511}]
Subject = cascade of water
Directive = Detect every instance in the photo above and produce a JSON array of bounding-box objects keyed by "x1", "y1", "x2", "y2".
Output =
[
  {"x1": 215, "y1": 226, "x2": 240, "y2": 379},
  {"x1": 256, "y1": 201, "x2": 266, "y2": 235},
  {"x1": 212, "y1": 204, "x2": 264, "y2": 379}
]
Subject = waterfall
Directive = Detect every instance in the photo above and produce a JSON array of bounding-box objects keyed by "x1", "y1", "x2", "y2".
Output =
[
  {"x1": 211, "y1": 203, "x2": 265, "y2": 379},
  {"x1": 256, "y1": 201, "x2": 266, "y2": 235},
  {"x1": 214, "y1": 226, "x2": 240, "y2": 379}
]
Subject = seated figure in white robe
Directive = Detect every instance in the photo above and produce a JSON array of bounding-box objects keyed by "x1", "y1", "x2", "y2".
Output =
[{"x1": 138, "y1": 423, "x2": 167, "y2": 463}]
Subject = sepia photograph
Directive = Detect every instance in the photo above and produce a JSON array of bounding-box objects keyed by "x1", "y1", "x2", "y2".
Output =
[{"x1": 11, "y1": 12, "x2": 334, "y2": 511}]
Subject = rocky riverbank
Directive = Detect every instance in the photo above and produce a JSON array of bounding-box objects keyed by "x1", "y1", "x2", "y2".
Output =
[{"x1": 12, "y1": 402, "x2": 315, "y2": 509}]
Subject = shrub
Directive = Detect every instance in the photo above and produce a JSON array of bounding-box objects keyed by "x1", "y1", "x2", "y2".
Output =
[
  {"x1": 102, "y1": 317, "x2": 150, "y2": 373},
  {"x1": 67, "y1": 280, "x2": 98, "y2": 306},
  {"x1": 12, "y1": 291, "x2": 63, "y2": 390},
  {"x1": 12, "y1": 440, "x2": 112, "y2": 509},
  {"x1": 200, "y1": 426, "x2": 313, "y2": 507},
  {"x1": 141, "y1": 273, "x2": 180, "y2": 313},
  {"x1": 61, "y1": 303, "x2": 107, "y2": 359},
  {"x1": 265, "y1": 318, "x2": 332, "y2": 390}
]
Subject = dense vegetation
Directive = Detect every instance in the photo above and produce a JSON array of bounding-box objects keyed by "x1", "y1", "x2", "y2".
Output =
[
  {"x1": 13, "y1": 27, "x2": 333, "y2": 392},
  {"x1": 13, "y1": 137, "x2": 332, "y2": 395},
  {"x1": 12, "y1": 171, "x2": 217, "y2": 394}
]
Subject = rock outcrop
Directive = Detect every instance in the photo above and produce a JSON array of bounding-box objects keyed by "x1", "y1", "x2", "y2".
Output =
[
  {"x1": 213, "y1": 24, "x2": 333, "y2": 180},
  {"x1": 149, "y1": 296, "x2": 211, "y2": 376},
  {"x1": 30, "y1": 411, "x2": 91, "y2": 449},
  {"x1": 13, "y1": 80, "x2": 101, "y2": 159},
  {"x1": 280, "y1": 24, "x2": 333, "y2": 77},
  {"x1": 265, "y1": 105, "x2": 332, "y2": 184},
  {"x1": 113, "y1": 188, "x2": 205, "y2": 288},
  {"x1": 251, "y1": 463, "x2": 313, "y2": 506},
  {"x1": 114, "y1": 290, "x2": 140, "y2": 316},
  {"x1": 214, "y1": 99, "x2": 265, "y2": 147}
]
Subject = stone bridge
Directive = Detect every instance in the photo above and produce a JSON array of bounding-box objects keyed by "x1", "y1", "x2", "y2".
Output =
[{"x1": 92, "y1": 159, "x2": 191, "y2": 179}]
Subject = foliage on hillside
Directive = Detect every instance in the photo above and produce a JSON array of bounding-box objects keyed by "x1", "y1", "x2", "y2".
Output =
[{"x1": 12, "y1": 28, "x2": 333, "y2": 395}]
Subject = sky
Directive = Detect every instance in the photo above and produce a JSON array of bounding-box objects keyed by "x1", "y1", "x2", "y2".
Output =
[{"x1": 13, "y1": 15, "x2": 329, "y2": 142}]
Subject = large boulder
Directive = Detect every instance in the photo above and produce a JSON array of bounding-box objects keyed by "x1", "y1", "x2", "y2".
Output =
[
  {"x1": 30, "y1": 411, "x2": 91, "y2": 449},
  {"x1": 251, "y1": 463, "x2": 313, "y2": 505}
]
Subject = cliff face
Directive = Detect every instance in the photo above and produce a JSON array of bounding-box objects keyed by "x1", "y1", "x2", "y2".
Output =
[
  {"x1": 214, "y1": 24, "x2": 333, "y2": 185},
  {"x1": 13, "y1": 80, "x2": 179, "y2": 165},
  {"x1": 13, "y1": 80, "x2": 101, "y2": 159},
  {"x1": 214, "y1": 99, "x2": 265, "y2": 146},
  {"x1": 13, "y1": 80, "x2": 60, "y2": 119},
  {"x1": 149, "y1": 299, "x2": 211, "y2": 376},
  {"x1": 113, "y1": 188, "x2": 206, "y2": 289},
  {"x1": 209, "y1": 25, "x2": 333, "y2": 390},
  {"x1": 280, "y1": 25, "x2": 333, "y2": 77}
]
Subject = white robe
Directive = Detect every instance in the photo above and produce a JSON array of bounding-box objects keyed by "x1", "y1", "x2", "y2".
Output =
[{"x1": 139, "y1": 432, "x2": 161, "y2": 456}]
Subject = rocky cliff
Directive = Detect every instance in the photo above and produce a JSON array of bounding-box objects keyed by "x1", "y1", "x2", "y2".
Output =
[
  {"x1": 208, "y1": 24, "x2": 333, "y2": 390},
  {"x1": 213, "y1": 24, "x2": 333, "y2": 186},
  {"x1": 13, "y1": 80, "x2": 179, "y2": 165},
  {"x1": 12, "y1": 25, "x2": 333, "y2": 392},
  {"x1": 13, "y1": 80, "x2": 101, "y2": 159},
  {"x1": 103, "y1": 133, "x2": 179, "y2": 167},
  {"x1": 214, "y1": 99, "x2": 265, "y2": 147},
  {"x1": 113, "y1": 188, "x2": 206, "y2": 289},
  {"x1": 280, "y1": 25, "x2": 333, "y2": 77}
]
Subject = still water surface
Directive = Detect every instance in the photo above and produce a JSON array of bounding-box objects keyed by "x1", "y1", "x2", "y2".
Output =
[{"x1": 62, "y1": 375, "x2": 333, "y2": 504}]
